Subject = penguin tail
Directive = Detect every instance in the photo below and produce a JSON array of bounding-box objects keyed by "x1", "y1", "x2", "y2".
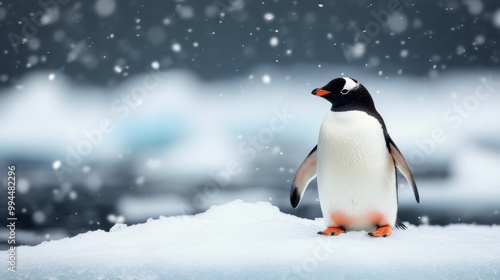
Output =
[{"x1": 395, "y1": 219, "x2": 408, "y2": 230}]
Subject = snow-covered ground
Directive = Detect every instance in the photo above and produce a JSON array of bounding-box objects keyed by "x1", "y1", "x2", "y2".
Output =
[{"x1": 2, "y1": 201, "x2": 499, "y2": 280}]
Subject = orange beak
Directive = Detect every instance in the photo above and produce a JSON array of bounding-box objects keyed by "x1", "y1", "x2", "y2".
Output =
[{"x1": 313, "y1": 89, "x2": 331, "y2": 97}]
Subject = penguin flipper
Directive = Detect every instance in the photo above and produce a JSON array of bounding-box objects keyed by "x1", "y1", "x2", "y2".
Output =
[
  {"x1": 290, "y1": 145, "x2": 317, "y2": 208},
  {"x1": 388, "y1": 138, "x2": 420, "y2": 203}
]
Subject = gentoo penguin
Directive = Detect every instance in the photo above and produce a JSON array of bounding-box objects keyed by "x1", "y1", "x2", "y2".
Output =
[{"x1": 290, "y1": 77, "x2": 419, "y2": 237}]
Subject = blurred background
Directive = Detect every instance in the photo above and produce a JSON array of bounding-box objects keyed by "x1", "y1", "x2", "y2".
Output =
[{"x1": 1, "y1": 0, "x2": 499, "y2": 246}]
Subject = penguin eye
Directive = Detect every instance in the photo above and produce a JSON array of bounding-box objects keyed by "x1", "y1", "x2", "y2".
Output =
[{"x1": 340, "y1": 89, "x2": 349, "y2": 95}]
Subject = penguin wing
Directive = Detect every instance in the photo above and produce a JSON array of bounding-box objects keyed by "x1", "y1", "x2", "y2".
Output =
[
  {"x1": 290, "y1": 145, "x2": 317, "y2": 208},
  {"x1": 388, "y1": 138, "x2": 420, "y2": 203}
]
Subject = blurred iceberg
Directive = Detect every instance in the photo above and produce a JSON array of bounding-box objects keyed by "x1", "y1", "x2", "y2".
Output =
[{"x1": 1, "y1": 65, "x2": 499, "y2": 245}]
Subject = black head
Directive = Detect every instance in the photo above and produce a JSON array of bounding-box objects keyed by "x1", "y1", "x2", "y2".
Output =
[{"x1": 311, "y1": 77, "x2": 376, "y2": 113}]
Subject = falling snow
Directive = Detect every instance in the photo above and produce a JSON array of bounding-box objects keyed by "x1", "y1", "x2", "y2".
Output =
[
  {"x1": 17, "y1": 178, "x2": 30, "y2": 194},
  {"x1": 474, "y1": 35, "x2": 485, "y2": 45},
  {"x1": 493, "y1": 9, "x2": 500, "y2": 28},
  {"x1": 52, "y1": 160, "x2": 61, "y2": 170},
  {"x1": 0, "y1": 2, "x2": 498, "y2": 270},
  {"x1": 172, "y1": 43, "x2": 182, "y2": 52},
  {"x1": 95, "y1": 0, "x2": 116, "y2": 17},
  {"x1": 151, "y1": 61, "x2": 160, "y2": 70},
  {"x1": 262, "y1": 74, "x2": 271, "y2": 84},
  {"x1": 263, "y1": 13, "x2": 274, "y2": 22},
  {"x1": 269, "y1": 36, "x2": 279, "y2": 47},
  {"x1": 351, "y1": 43, "x2": 366, "y2": 58},
  {"x1": 387, "y1": 13, "x2": 409, "y2": 34},
  {"x1": 400, "y1": 49, "x2": 409, "y2": 58}
]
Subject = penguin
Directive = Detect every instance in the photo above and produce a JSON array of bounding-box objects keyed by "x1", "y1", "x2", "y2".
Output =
[{"x1": 290, "y1": 77, "x2": 419, "y2": 237}]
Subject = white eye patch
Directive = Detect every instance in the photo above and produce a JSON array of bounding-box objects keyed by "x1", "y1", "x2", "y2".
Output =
[{"x1": 341, "y1": 77, "x2": 358, "y2": 94}]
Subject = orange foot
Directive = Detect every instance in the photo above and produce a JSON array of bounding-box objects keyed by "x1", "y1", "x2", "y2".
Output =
[
  {"x1": 368, "y1": 225, "x2": 392, "y2": 237},
  {"x1": 318, "y1": 227, "x2": 346, "y2": 236}
]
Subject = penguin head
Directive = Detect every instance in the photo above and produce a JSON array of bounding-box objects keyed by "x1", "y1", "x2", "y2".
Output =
[{"x1": 312, "y1": 77, "x2": 376, "y2": 112}]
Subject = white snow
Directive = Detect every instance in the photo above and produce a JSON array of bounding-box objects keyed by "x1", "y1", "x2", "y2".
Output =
[
  {"x1": 350, "y1": 42, "x2": 365, "y2": 58},
  {"x1": 493, "y1": 9, "x2": 500, "y2": 28},
  {"x1": 464, "y1": 0, "x2": 483, "y2": 16},
  {"x1": 52, "y1": 160, "x2": 61, "y2": 170},
  {"x1": 117, "y1": 195, "x2": 193, "y2": 222},
  {"x1": 172, "y1": 43, "x2": 182, "y2": 52},
  {"x1": 2, "y1": 201, "x2": 499, "y2": 279},
  {"x1": 32, "y1": 211, "x2": 46, "y2": 224},
  {"x1": 262, "y1": 74, "x2": 271, "y2": 84},
  {"x1": 475, "y1": 35, "x2": 485, "y2": 45},
  {"x1": 176, "y1": 5, "x2": 194, "y2": 19},
  {"x1": 386, "y1": 13, "x2": 408, "y2": 34},
  {"x1": 151, "y1": 61, "x2": 160, "y2": 70},
  {"x1": 0, "y1": 7, "x2": 6, "y2": 20},
  {"x1": 94, "y1": 0, "x2": 116, "y2": 17},
  {"x1": 264, "y1": 12, "x2": 275, "y2": 22},
  {"x1": 400, "y1": 49, "x2": 409, "y2": 58},
  {"x1": 16, "y1": 178, "x2": 30, "y2": 194},
  {"x1": 113, "y1": 65, "x2": 122, "y2": 73},
  {"x1": 270, "y1": 36, "x2": 279, "y2": 47}
]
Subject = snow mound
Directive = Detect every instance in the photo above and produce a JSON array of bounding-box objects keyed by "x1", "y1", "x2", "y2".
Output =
[{"x1": 2, "y1": 200, "x2": 499, "y2": 280}]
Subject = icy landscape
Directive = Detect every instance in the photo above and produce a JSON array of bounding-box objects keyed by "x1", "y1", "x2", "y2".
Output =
[
  {"x1": 2, "y1": 201, "x2": 499, "y2": 280},
  {"x1": 1, "y1": 63, "x2": 500, "y2": 279},
  {"x1": 1, "y1": 0, "x2": 500, "y2": 279}
]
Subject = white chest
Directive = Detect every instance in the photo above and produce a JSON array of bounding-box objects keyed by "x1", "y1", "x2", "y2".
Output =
[
  {"x1": 317, "y1": 111, "x2": 390, "y2": 176},
  {"x1": 316, "y1": 111, "x2": 397, "y2": 229}
]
